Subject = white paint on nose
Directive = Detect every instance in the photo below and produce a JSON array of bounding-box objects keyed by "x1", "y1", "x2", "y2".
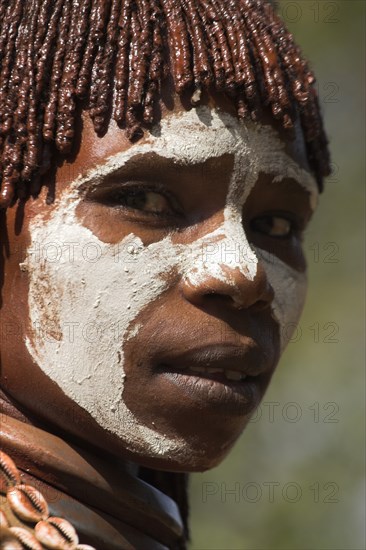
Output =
[
  {"x1": 183, "y1": 213, "x2": 258, "y2": 290},
  {"x1": 182, "y1": 146, "x2": 259, "y2": 291}
]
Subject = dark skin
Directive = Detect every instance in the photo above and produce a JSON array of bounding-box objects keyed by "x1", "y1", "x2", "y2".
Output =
[{"x1": 0, "y1": 94, "x2": 315, "y2": 472}]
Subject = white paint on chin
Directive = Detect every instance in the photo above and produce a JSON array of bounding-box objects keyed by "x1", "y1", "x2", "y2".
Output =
[{"x1": 24, "y1": 108, "x2": 314, "y2": 462}]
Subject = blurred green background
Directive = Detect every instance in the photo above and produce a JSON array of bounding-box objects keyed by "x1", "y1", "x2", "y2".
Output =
[{"x1": 189, "y1": 1, "x2": 365, "y2": 549}]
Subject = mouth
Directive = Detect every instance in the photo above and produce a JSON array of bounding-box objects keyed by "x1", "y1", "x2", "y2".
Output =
[{"x1": 156, "y1": 345, "x2": 272, "y2": 414}]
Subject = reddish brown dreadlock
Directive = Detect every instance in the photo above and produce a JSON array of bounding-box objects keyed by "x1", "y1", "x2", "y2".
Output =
[{"x1": 0, "y1": 0, "x2": 330, "y2": 208}]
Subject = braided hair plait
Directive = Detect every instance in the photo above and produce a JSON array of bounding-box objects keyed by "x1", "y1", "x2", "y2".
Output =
[{"x1": 0, "y1": 0, "x2": 331, "y2": 207}]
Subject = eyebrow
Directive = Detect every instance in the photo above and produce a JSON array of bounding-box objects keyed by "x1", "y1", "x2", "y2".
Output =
[
  {"x1": 271, "y1": 170, "x2": 318, "y2": 209},
  {"x1": 77, "y1": 151, "x2": 233, "y2": 191},
  {"x1": 76, "y1": 149, "x2": 318, "y2": 207}
]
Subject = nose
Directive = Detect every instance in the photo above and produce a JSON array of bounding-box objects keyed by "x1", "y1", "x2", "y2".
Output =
[
  {"x1": 181, "y1": 261, "x2": 274, "y2": 311},
  {"x1": 179, "y1": 209, "x2": 276, "y2": 312}
]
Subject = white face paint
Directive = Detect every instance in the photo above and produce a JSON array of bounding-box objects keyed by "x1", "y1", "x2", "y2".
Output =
[{"x1": 24, "y1": 108, "x2": 318, "y2": 459}]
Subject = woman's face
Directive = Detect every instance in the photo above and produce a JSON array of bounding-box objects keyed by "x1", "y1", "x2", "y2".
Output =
[{"x1": 0, "y1": 102, "x2": 318, "y2": 471}]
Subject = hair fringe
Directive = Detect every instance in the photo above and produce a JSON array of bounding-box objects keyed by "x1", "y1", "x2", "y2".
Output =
[{"x1": 0, "y1": 0, "x2": 330, "y2": 207}]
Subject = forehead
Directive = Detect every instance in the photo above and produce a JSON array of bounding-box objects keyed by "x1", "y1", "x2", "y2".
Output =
[{"x1": 55, "y1": 106, "x2": 318, "y2": 205}]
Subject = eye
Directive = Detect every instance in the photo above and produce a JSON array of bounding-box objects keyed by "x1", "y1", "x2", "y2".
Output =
[
  {"x1": 251, "y1": 215, "x2": 296, "y2": 238},
  {"x1": 114, "y1": 188, "x2": 171, "y2": 214},
  {"x1": 95, "y1": 186, "x2": 180, "y2": 217}
]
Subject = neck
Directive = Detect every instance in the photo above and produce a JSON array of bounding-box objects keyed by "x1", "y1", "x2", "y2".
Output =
[
  {"x1": 0, "y1": 387, "x2": 35, "y2": 425},
  {"x1": 0, "y1": 391, "x2": 185, "y2": 549},
  {"x1": 0, "y1": 388, "x2": 138, "y2": 476}
]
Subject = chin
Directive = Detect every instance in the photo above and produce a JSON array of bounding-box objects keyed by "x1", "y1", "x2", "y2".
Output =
[
  {"x1": 128, "y1": 434, "x2": 241, "y2": 473},
  {"x1": 103, "y1": 411, "x2": 252, "y2": 473}
]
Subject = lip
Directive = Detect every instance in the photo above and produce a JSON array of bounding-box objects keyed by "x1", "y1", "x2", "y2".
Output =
[
  {"x1": 159, "y1": 344, "x2": 271, "y2": 376},
  {"x1": 156, "y1": 344, "x2": 273, "y2": 413}
]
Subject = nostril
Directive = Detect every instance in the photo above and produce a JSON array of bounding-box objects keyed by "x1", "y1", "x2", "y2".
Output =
[
  {"x1": 231, "y1": 278, "x2": 274, "y2": 311},
  {"x1": 181, "y1": 261, "x2": 274, "y2": 311}
]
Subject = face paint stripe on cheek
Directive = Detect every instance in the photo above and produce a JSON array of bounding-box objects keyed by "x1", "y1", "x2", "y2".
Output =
[{"x1": 254, "y1": 247, "x2": 307, "y2": 351}]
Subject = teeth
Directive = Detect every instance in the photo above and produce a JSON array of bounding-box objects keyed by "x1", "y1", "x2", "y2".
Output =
[
  {"x1": 206, "y1": 367, "x2": 223, "y2": 374},
  {"x1": 185, "y1": 366, "x2": 246, "y2": 381},
  {"x1": 190, "y1": 366, "x2": 207, "y2": 374},
  {"x1": 225, "y1": 370, "x2": 245, "y2": 381}
]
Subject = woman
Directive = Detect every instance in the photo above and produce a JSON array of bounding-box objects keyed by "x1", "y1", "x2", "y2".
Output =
[{"x1": 0, "y1": 0, "x2": 330, "y2": 548}]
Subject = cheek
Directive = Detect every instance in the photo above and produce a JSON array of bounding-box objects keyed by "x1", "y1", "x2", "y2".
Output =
[
  {"x1": 255, "y1": 248, "x2": 307, "y2": 350},
  {"x1": 25, "y1": 219, "x2": 131, "y2": 409},
  {"x1": 24, "y1": 208, "x2": 189, "y2": 456},
  {"x1": 25, "y1": 219, "x2": 169, "y2": 390}
]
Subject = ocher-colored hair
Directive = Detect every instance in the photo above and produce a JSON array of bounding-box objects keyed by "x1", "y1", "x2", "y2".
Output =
[{"x1": 0, "y1": 0, "x2": 330, "y2": 208}]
